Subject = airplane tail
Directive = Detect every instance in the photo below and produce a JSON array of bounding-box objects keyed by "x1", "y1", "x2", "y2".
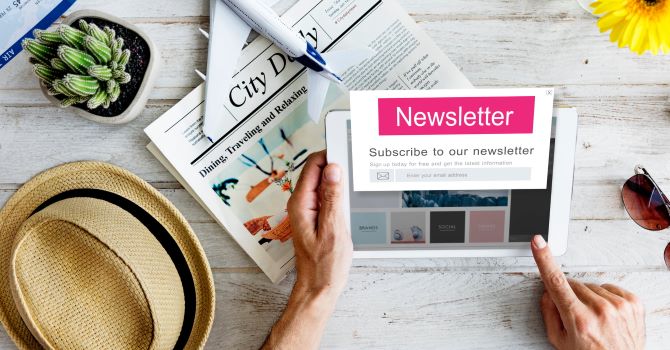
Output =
[{"x1": 306, "y1": 47, "x2": 376, "y2": 123}]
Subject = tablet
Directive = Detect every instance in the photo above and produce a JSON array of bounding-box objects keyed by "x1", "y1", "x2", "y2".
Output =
[{"x1": 326, "y1": 108, "x2": 578, "y2": 258}]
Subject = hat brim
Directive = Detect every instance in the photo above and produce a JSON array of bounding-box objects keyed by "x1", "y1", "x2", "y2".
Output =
[{"x1": 0, "y1": 161, "x2": 215, "y2": 350}]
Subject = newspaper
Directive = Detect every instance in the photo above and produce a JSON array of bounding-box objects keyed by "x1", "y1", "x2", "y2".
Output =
[{"x1": 144, "y1": 0, "x2": 472, "y2": 283}]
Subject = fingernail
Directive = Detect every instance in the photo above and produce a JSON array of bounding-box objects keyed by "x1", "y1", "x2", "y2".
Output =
[
  {"x1": 533, "y1": 235, "x2": 547, "y2": 249},
  {"x1": 324, "y1": 165, "x2": 341, "y2": 183}
]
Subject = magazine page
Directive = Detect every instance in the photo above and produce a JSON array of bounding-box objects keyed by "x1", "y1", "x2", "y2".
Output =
[{"x1": 145, "y1": 0, "x2": 472, "y2": 283}]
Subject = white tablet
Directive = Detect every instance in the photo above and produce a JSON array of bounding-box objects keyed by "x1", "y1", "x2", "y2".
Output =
[{"x1": 326, "y1": 108, "x2": 578, "y2": 258}]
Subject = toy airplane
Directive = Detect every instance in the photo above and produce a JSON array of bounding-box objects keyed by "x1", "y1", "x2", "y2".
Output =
[{"x1": 203, "y1": 0, "x2": 375, "y2": 142}]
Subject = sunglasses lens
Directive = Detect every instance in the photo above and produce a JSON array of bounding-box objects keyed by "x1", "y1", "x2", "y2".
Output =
[
  {"x1": 622, "y1": 174, "x2": 670, "y2": 231},
  {"x1": 665, "y1": 243, "x2": 670, "y2": 270}
]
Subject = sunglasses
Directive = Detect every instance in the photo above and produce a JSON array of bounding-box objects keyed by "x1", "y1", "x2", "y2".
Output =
[{"x1": 621, "y1": 166, "x2": 670, "y2": 269}]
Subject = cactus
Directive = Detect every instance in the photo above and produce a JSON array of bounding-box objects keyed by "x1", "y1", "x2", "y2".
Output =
[{"x1": 22, "y1": 20, "x2": 132, "y2": 110}]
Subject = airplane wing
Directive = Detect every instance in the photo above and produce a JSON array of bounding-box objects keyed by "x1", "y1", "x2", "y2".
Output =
[
  {"x1": 322, "y1": 47, "x2": 376, "y2": 74},
  {"x1": 306, "y1": 48, "x2": 376, "y2": 123},
  {"x1": 203, "y1": 0, "x2": 252, "y2": 142},
  {"x1": 307, "y1": 69, "x2": 331, "y2": 123}
]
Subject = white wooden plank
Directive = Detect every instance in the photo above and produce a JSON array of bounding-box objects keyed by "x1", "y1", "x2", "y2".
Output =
[
  {"x1": 0, "y1": 104, "x2": 178, "y2": 184},
  {"x1": 421, "y1": 20, "x2": 670, "y2": 86},
  {"x1": 207, "y1": 271, "x2": 670, "y2": 349},
  {"x1": 1, "y1": 18, "x2": 670, "y2": 103},
  {"x1": 62, "y1": 0, "x2": 298, "y2": 19},
  {"x1": 0, "y1": 270, "x2": 666, "y2": 350},
  {"x1": 59, "y1": 0, "x2": 652, "y2": 21},
  {"x1": 19, "y1": 0, "x2": 598, "y2": 19}
]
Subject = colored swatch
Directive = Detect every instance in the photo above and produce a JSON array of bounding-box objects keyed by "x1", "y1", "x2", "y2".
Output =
[{"x1": 469, "y1": 211, "x2": 505, "y2": 243}]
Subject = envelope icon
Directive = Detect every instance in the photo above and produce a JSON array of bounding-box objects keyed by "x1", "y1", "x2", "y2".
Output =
[{"x1": 376, "y1": 171, "x2": 390, "y2": 181}]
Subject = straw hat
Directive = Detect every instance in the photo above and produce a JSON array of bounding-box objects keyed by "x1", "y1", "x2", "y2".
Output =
[{"x1": 0, "y1": 162, "x2": 215, "y2": 349}]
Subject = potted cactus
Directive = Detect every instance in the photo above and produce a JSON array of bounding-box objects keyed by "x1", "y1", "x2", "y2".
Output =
[{"x1": 21, "y1": 10, "x2": 159, "y2": 124}]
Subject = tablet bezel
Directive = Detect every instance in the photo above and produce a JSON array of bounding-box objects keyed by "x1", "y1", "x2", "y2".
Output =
[{"x1": 326, "y1": 108, "x2": 577, "y2": 258}]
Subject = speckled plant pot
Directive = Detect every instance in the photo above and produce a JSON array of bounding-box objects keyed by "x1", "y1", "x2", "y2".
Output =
[{"x1": 39, "y1": 10, "x2": 160, "y2": 125}]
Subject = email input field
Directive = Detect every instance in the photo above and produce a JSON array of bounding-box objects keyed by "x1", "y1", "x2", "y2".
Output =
[{"x1": 370, "y1": 167, "x2": 532, "y2": 182}]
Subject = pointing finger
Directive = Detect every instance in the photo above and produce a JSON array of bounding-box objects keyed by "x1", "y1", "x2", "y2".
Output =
[{"x1": 531, "y1": 235, "x2": 582, "y2": 319}]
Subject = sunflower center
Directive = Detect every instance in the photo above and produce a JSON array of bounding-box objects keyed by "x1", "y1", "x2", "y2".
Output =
[{"x1": 630, "y1": 0, "x2": 667, "y2": 19}]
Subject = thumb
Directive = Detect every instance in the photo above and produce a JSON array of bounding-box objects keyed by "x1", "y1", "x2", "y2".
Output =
[{"x1": 317, "y1": 164, "x2": 344, "y2": 235}]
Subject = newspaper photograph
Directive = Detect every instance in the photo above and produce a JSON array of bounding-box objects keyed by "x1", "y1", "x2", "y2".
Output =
[{"x1": 145, "y1": 0, "x2": 472, "y2": 282}]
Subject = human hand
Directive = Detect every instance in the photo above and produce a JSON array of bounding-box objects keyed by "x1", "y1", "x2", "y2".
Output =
[
  {"x1": 262, "y1": 151, "x2": 352, "y2": 350},
  {"x1": 287, "y1": 150, "x2": 353, "y2": 304},
  {"x1": 531, "y1": 235, "x2": 646, "y2": 350}
]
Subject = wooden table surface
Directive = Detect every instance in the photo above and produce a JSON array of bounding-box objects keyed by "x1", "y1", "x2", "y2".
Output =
[{"x1": 2, "y1": 0, "x2": 670, "y2": 348}]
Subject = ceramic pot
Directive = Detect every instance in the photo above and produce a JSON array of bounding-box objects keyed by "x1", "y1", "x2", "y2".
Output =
[{"x1": 39, "y1": 10, "x2": 160, "y2": 124}]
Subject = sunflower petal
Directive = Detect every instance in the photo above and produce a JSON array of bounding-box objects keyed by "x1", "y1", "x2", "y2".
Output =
[
  {"x1": 593, "y1": 0, "x2": 626, "y2": 15},
  {"x1": 635, "y1": 34, "x2": 648, "y2": 55},
  {"x1": 658, "y1": 20, "x2": 670, "y2": 47},
  {"x1": 648, "y1": 23, "x2": 659, "y2": 55},
  {"x1": 630, "y1": 17, "x2": 647, "y2": 52},
  {"x1": 620, "y1": 14, "x2": 640, "y2": 49},
  {"x1": 597, "y1": 9, "x2": 628, "y2": 32},
  {"x1": 609, "y1": 22, "x2": 625, "y2": 43}
]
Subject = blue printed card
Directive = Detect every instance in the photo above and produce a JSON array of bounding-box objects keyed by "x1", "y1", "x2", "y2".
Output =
[{"x1": 0, "y1": 0, "x2": 76, "y2": 70}]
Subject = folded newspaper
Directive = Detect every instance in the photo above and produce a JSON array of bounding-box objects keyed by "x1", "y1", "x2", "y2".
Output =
[{"x1": 145, "y1": 0, "x2": 472, "y2": 283}]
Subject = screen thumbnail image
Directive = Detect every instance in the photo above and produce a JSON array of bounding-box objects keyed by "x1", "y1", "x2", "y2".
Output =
[
  {"x1": 469, "y1": 211, "x2": 506, "y2": 243},
  {"x1": 402, "y1": 190, "x2": 510, "y2": 208},
  {"x1": 429, "y1": 211, "x2": 466, "y2": 243},
  {"x1": 390, "y1": 212, "x2": 426, "y2": 243}
]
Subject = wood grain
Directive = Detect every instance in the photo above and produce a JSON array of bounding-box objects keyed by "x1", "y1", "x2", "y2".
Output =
[
  {"x1": 0, "y1": 0, "x2": 669, "y2": 348},
  {"x1": 208, "y1": 271, "x2": 670, "y2": 349},
  {"x1": 0, "y1": 271, "x2": 667, "y2": 350}
]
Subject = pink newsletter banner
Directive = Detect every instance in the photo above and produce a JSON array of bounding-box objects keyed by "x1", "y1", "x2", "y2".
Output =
[{"x1": 377, "y1": 96, "x2": 536, "y2": 135}]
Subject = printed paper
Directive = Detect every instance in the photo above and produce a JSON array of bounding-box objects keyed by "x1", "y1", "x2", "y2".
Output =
[
  {"x1": 145, "y1": 0, "x2": 473, "y2": 283},
  {"x1": 0, "y1": 0, "x2": 77, "y2": 70}
]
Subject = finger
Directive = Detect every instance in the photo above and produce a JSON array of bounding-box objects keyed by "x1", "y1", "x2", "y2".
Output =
[
  {"x1": 317, "y1": 163, "x2": 344, "y2": 238},
  {"x1": 540, "y1": 291, "x2": 565, "y2": 348},
  {"x1": 288, "y1": 152, "x2": 326, "y2": 236},
  {"x1": 601, "y1": 284, "x2": 640, "y2": 304},
  {"x1": 531, "y1": 235, "x2": 582, "y2": 317},
  {"x1": 291, "y1": 151, "x2": 327, "y2": 212},
  {"x1": 585, "y1": 283, "x2": 626, "y2": 305},
  {"x1": 568, "y1": 279, "x2": 605, "y2": 308},
  {"x1": 601, "y1": 283, "x2": 645, "y2": 323},
  {"x1": 599, "y1": 284, "x2": 645, "y2": 332}
]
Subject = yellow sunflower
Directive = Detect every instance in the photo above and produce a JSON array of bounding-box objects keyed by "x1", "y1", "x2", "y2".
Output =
[{"x1": 591, "y1": 0, "x2": 670, "y2": 55}]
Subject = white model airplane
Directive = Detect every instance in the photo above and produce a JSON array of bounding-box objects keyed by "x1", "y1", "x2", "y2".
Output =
[{"x1": 203, "y1": 0, "x2": 375, "y2": 142}]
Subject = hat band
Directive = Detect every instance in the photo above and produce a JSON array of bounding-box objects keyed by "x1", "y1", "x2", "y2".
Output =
[{"x1": 32, "y1": 189, "x2": 196, "y2": 350}]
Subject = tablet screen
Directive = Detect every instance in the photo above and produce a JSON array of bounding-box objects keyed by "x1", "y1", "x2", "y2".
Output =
[{"x1": 343, "y1": 118, "x2": 557, "y2": 250}]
